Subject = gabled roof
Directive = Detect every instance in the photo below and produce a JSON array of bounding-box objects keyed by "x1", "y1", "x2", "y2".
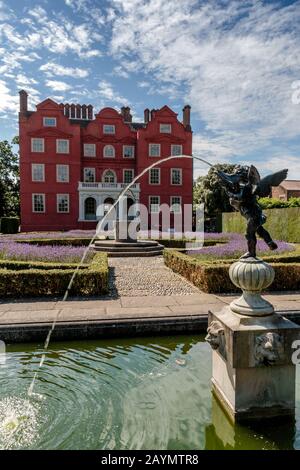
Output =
[
  {"x1": 36, "y1": 98, "x2": 60, "y2": 110},
  {"x1": 280, "y1": 180, "x2": 300, "y2": 190}
]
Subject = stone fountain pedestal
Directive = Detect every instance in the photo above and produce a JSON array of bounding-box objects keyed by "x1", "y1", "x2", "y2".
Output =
[{"x1": 206, "y1": 257, "x2": 300, "y2": 423}]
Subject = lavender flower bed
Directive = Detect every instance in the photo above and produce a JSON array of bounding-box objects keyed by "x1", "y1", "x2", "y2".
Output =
[
  {"x1": 0, "y1": 240, "x2": 94, "y2": 263},
  {"x1": 5, "y1": 230, "x2": 95, "y2": 240},
  {"x1": 187, "y1": 233, "x2": 294, "y2": 259}
]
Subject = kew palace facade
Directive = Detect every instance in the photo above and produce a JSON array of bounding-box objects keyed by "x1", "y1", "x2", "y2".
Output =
[{"x1": 18, "y1": 90, "x2": 193, "y2": 232}]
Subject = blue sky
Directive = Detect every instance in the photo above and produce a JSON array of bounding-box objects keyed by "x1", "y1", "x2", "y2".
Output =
[{"x1": 1, "y1": 0, "x2": 300, "y2": 178}]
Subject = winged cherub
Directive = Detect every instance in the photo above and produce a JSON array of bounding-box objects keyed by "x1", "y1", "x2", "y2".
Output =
[{"x1": 217, "y1": 165, "x2": 288, "y2": 259}]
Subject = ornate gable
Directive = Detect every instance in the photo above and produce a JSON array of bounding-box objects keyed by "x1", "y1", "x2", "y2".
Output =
[
  {"x1": 145, "y1": 134, "x2": 185, "y2": 143},
  {"x1": 28, "y1": 128, "x2": 73, "y2": 138},
  {"x1": 36, "y1": 98, "x2": 60, "y2": 111}
]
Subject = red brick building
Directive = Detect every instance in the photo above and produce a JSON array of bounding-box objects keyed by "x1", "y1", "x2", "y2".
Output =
[
  {"x1": 271, "y1": 180, "x2": 300, "y2": 201},
  {"x1": 18, "y1": 90, "x2": 193, "y2": 232}
]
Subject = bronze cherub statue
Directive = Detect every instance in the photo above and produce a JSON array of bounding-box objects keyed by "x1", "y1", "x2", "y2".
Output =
[{"x1": 217, "y1": 165, "x2": 288, "y2": 258}]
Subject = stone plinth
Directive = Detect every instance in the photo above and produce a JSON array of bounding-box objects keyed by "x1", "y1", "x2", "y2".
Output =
[
  {"x1": 206, "y1": 257, "x2": 300, "y2": 423},
  {"x1": 114, "y1": 220, "x2": 139, "y2": 242}
]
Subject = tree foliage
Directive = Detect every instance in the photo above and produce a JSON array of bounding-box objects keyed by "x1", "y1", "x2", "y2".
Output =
[
  {"x1": 0, "y1": 138, "x2": 20, "y2": 217},
  {"x1": 193, "y1": 163, "x2": 237, "y2": 217}
]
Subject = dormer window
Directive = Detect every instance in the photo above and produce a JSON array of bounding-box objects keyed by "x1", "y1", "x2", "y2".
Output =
[
  {"x1": 160, "y1": 123, "x2": 171, "y2": 133},
  {"x1": 43, "y1": 117, "x2": 57, "y2": 127},
  {"x1": 103, "y1": 124, "x2": 115, "y2": 134}
]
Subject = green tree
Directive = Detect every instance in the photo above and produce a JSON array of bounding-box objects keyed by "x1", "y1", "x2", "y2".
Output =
[
  {"x1": 0, "y1": 137, "x2": 20, "y2": 217},
  {"x1": 193, "y1": 163, "x2": 237, "y2": 217}
]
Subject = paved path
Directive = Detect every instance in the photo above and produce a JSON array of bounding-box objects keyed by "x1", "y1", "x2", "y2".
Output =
[
  {"x1": 0, "y1": 292, "x2": 299, "y2": 325},
  {"x1": 108, "y1": 256, "x2": 198, "y2": 297}
]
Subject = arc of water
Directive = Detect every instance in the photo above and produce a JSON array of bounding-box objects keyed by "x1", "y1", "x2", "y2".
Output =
[{"x1": 26, "y1": 154, "x2": 212, "y2": 398}]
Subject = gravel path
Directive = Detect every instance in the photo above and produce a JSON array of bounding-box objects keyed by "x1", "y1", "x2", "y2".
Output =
[{"x1": 108, "y1": 256, "x2": 199, "y2": 297}]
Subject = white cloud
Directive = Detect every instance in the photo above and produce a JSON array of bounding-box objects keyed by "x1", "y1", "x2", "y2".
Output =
[
  {"x1": 40, "y1": 62, "x2": 88, "y2": 78},
  {"x1": 98, "y1": 80, "x2": 128, "y2": 105},
  {"x1": 0, "y1": 80, "x2": 19, "y2": 113},
  {"x1": 45, "y1": 80, "x2": 72, "y2": 92},
  {"x1": 15, "y1": 74, "x2": 38, "y2": 86},
  {"x1": 110, "y1": 0, "x2": 300, "y2": 162}
]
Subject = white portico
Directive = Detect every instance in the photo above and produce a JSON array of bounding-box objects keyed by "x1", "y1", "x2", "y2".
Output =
[{"x1": 78, "y1": 181, "x2": 140, "y2": 222}]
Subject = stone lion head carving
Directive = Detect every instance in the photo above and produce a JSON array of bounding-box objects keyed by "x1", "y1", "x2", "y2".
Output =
[
  {"x1": 205, "y1": 321, "x2": 225, "y2": 356},
  {"x1": 254, "y1": 332, "x2": 284, "y2": 366}
]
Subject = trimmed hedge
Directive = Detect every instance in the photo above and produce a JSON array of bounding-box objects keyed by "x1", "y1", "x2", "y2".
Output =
[
  {"x1": 0, "y1": 217, "x2": 20, "y2": 234},
  {"x1": 0, "y1": 253, "x2": 108, "y2": 298},
  {"x1": 222, "y1": 207, "x2": 300, "y2": 243},
  {"x1": 164, "y1": 249, "x2": 300, "y2": 293}
]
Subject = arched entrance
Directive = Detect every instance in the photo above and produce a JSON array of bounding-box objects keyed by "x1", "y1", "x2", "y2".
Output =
[
  {"x1": 126, "y1": 197, "x2": 135, "y2": 220},
  {"x1": 103, "y1": 197, "x2": 114, "y2": 216},
  {"x1": 84, "y1": 197, "x2": 96, "y2": 220}
]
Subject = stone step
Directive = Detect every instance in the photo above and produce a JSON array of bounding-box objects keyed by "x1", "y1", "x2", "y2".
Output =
[
  {"x1": 106, "y1": 249, "x2": 164, "y2": 257},
  {"x1": 93, "y1": 244, "x2": 164, "y2": 253},
  {"x1": 94, "y1": 240, "x2": 159, "y2": 248}
]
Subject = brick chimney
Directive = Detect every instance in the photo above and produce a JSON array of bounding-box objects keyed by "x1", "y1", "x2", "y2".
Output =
[
  {"x1": 19, "y1": 90, "x2": 28, "y2": 113},
  {"x1": 121, "y1": 106, "x2": 132, "y2": 122},
  {"x1": 182, "y1": 105, "x2": 191, "y2": 131},
  {"x1": 144, "y1": 108, "x2": 150, "y2": 123}
]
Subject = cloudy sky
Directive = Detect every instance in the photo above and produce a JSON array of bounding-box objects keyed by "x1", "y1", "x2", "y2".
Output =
[{"x1": 1, "y1": 0, "x2": 300, "y2": 178}]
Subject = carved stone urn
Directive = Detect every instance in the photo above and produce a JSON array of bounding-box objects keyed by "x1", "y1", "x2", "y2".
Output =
[{"x1": 229, "y1": 257, "x2": 275, "y2": 316}]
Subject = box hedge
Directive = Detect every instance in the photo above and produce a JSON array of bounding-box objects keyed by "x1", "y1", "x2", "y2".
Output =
[
  {"x1": 163, "y1": 249, "x2": 300, "y2": 293},
  {"x1": 0, "y1": 217, "x2": 20, "y2": 234},
  {"x1": 222, "y1": 207, "x2": 300, "y2": 243},
  {"x1": 0, "y1": 253, "x2": 108, "y2": 298}
]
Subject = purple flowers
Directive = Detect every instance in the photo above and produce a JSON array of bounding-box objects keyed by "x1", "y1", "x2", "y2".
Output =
[
  {"x1": 6, "y1": 230, "x2": 95, "y2": 240},
  {"x1": 0, "y1": 240, "x2": 93, "y2": 263},
  {"x1": 187, "y1": 233, "x2": 294, "y2": 259}
]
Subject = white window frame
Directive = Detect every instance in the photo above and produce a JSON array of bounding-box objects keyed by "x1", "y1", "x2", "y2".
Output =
[
  {"x1": 170, "y1": 196, "x2": 182, "y2": 213},
  {"x1": 32, "y1": 193, "x2": 45, "y2": 213},
  {"x1": 43, "y1": 117, "x2": 57, "y2": 127},
  {"x1": 123, "y1": 169, "x2": 134, "y2": 184},
  {"x1": 171, "y1": 168, "x2": 183, "y2": 185},
  {"x1": 149, "y1": 143, "x2": 161, "y2": 157},
  {"x1": 31, "y1": 138, "x2": 44, "y2": 153},
  {"x1": 56, "y1": 139, "x2": 69, "y2": 154},
  {"x1": 149, "y1": 168, "x2": 161, "y2": 185},
  {"x1": 103, "y1": 124, "x2": 115, "y2": 134},
  {"x1": 149, "y1": 196, "x2": 160, "y2": 214},
  {"x1": 83, "y1": 167, "x2": 96, "y2": 183},
  {"x1": 171, "y1": 144, "x2": 183, "y2": 156},
  {"x1": 160, "y1": 123, "x2": 172, "y2": 133},
  {"x1": 31, "y1": 163, "x2": 45, "y2": 182},
  {"x1": 103, "y1": 145, "x2": 115, "y2": 158},
  {"x1": 83, "y1": 143, "x2": 96, "y2": 157},
  {"x1": 57, "y1": 194, "x2": 70, "y2": 213},
  {"x1": 56, "y1": 164, "x2": 69, "y2": 183},
  {"x1": 123, "y1": 145, "x2": 135, "y2": 159}
]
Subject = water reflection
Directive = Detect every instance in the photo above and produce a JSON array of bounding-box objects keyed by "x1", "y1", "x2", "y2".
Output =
[
  {"x1": 205, "y1": 395, "x2": 296, "y2": 450},
  {"x1": 0, "y1": 335, "x2": 299, "y2": 450}
]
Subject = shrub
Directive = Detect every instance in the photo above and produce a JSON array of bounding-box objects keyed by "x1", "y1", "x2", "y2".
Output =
[
  {"x1": 0, "y1": 217, "x2": 19, "y2": 234},
  {"x1": 259, "y1": 197, "x2": 300, "y2": 209},
  {"x1": 164, "y1": 249, "x2": 300, "y2": 293},
  {"x1": 0, "y1": 253, "x2": 108, "y2": 298}
]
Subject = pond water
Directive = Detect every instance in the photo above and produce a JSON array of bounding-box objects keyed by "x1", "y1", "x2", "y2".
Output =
[{"x1": 0, "y1": 334, "x2": 300, "y2": 450}]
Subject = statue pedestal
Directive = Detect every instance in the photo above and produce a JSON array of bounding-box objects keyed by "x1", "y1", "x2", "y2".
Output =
[
  {"x1": 114, "y1": 220, "x2": 139, "y2": 242},
  {"x1": 206, "y1": 257, "x2": 300, "y2": 423}
]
